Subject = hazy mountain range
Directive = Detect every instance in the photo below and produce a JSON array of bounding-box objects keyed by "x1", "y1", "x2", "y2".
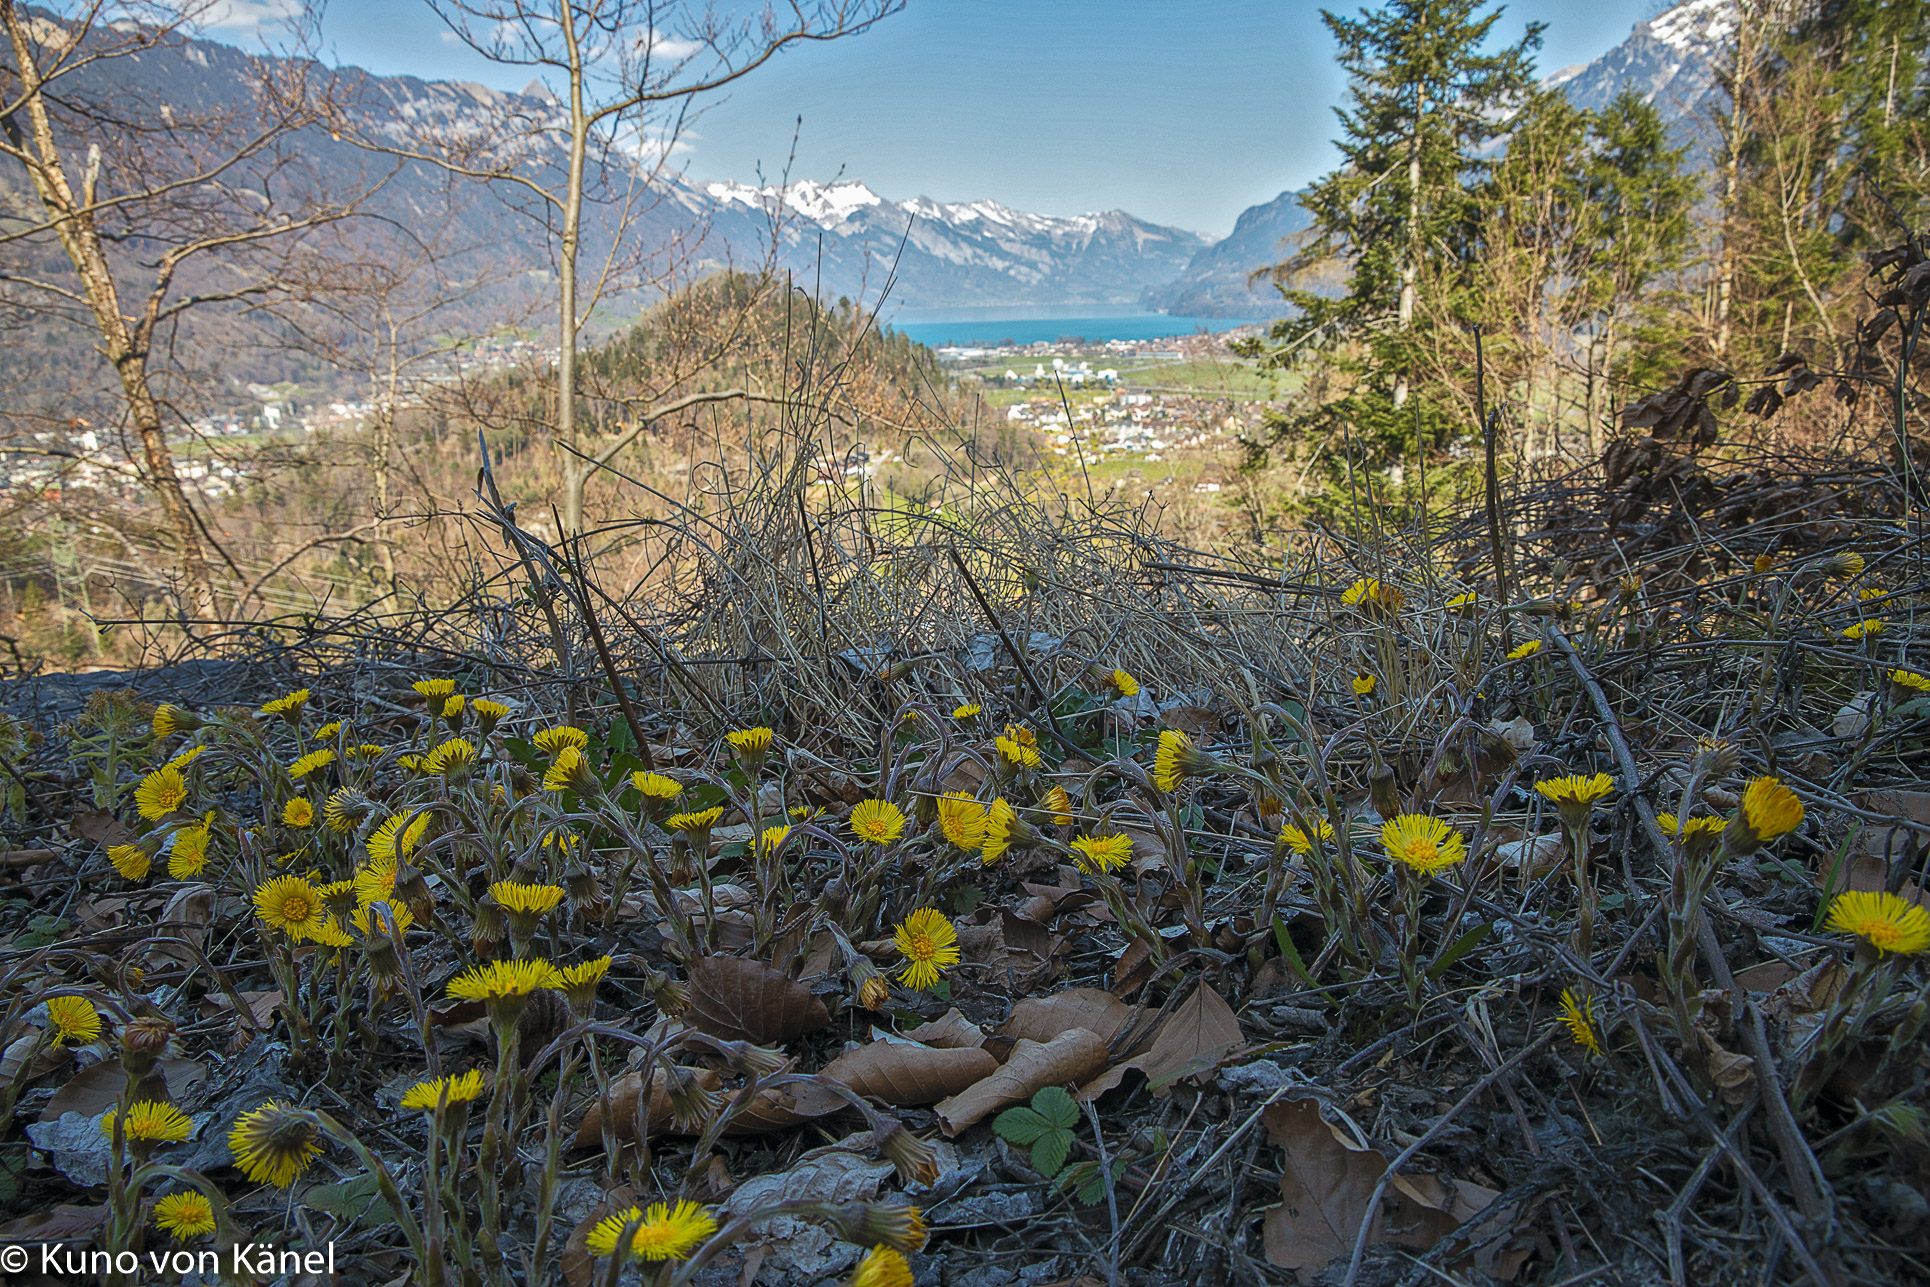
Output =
[{"x1": 2, "y1": 0, "x2": 1728, "y2": 398}]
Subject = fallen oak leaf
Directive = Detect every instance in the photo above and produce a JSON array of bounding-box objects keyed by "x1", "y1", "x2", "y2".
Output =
[
  {"x1": 571, "y1": 1065, "x2": 723, "y2": 1148},
  {"x1": 1260, "y1": 1095, "x2": 1501, "y2": 1281},
  {"x1": 1078, "y1": 980, "x2": 1245, "y2": 1100},
  {"x1": 933, "y1": 1028, "x2": 1108, "y2": 1136},
  {"x1": 999, "y1": 988, "x2": 1138, "y2": 1048},
  {"x1": 685, "y1": 955, "x2": 831, "y2": 1045},
  {"x1": 904, "y1": 1008, "x2": 987, "y2": 1049},
  {"x1": 40, "y1": 1057, "x2": 206, "y2": 1122},
  {"x1": 820, "y1": 1042, "x2": 998, "y2": 1106}
]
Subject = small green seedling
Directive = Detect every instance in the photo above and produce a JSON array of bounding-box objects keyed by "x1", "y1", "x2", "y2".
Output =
[{"x1": 994, "y1": 1085, "x2": 1080, "y2": 1177}]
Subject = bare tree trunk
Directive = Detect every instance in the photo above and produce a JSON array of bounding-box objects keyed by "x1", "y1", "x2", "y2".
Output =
[
  {"x1": 1394, "y1": 102, "x2": 1423, "y2": 410},
  {"x1": 557, "y1": 0, "x2": 589, "y2": 533},
  {"x1": 1, "y1": 3, "x2": 215, "y2": 618},
  {"x1": 1714, "y1": 2, "x2": 1758, "y2": 363}
]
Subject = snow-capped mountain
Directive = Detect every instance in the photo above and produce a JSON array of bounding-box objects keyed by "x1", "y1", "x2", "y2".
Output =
[
  {"x1": 1543, "y1": 0, "x2": 1733, "y2": 116},
  {"x1": 698, "y1": 179, "x2": 1210, "y2": 309},
  {"x1": 1148, "y1": 0, "x2": 1736, "y2": 317}
]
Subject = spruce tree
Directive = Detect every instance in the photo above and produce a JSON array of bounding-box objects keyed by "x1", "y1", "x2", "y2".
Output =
[{"x1": 1243, "y1": 0, "x2": 1541, "y2": 444}]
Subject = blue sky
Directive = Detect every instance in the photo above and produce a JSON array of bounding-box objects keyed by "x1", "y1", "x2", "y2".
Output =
[{"x1": 285, "y1": 0, "x2": 1665, "y2": 235}]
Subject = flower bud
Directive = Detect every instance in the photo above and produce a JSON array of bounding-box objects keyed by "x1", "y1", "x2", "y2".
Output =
[
  {"x1": 1368, "y1": 763, "x2": 1401, "y2": 821},
  {"x1": 830, "y1": 1201, "x2": 928, "y2": 1253},
  {"x1": 872, "y1": 1117, "x2": 939, "y2": 1187},
  {"x1": 662, "y1": 1063, "x2": 720, "y2": 1133},
  {"x1": 120, "y1": 1016, "x2": 174, "y2": 1080}
]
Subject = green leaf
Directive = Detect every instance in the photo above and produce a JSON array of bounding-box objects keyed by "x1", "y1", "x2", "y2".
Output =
[
  {"x1": 1272, "y1": 916, "x2": 1317, "y2": 988},
  {"x1": 994, "y1": 1106, "x2": 1052, "y2": 1145},
  {"x1": 1425, "y1": 921, "x2": 1492, "y2": 981},
  {"x1": 15, "y1": 915, "x2": 69, "y2": 950},
  {"x1": 1077, "y1": 1158, "x2": 1128, "y2": 1206},
  {"x1": 1031, "y1": 1086, "x2": 1080, "y2": 1130},
  {"x1": 1030, "y1": 1128, "x2": 1072, "y2": 1178},
  {"x1": 303, "y1": 1173, "x2": 393, "y2": 1228},
  {"x1": 950, "y1": 886, "x2": 984, "y2": 916}
]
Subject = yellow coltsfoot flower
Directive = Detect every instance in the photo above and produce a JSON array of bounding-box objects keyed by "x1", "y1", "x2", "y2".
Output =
[
  {"x1": 979, "y1": 798, "x2": 1041, "y2": 864},
  {"x1": 1069, "y1": 833, "x2": 1133, "y2": 874},
  {"x1": 153, "y1": 1191, "x2": 216, "y2": 1239},
  {"x1": 1722, "y1": 776, "x2": 1804, "y2": 857},
  {"x1": 135, "y1": 766, "x2": 189, "y2": 821},
  {"x1": 45, "y1": 996, "x2": 101, "y2": 1045},
  {"x1": 543, "y1": 744, "x2": 600, "y2": 794},
  {"x1": 168, "y1": 824, "x2": 212, "y2": 879},
  {"x1": 101, "y1": 1100, "x2": 193, "y2": 1145},
  {"x1": 532, "y1": 726, "x2": 588, "y2": 759},
  {"x1": 849, "y1": 799, "x2": 907, "y2": 845},
  {"x1": 1280, "y1": 819, "x2": 1335, "y2": 856},
  {"x1": 1381, "y1": 814, "x2": 1467, "y2": 875},
  {"x1": 445, "y1": 958, "x2": 564, "y2": 1004},
  {"x1": 559, "y1": 956, "x2": 612, "y2": 1014},
  {"x1": 228, "y1": 1101, "x2": 325, "y2": 1187},
  {"x1": 630, "y1": 771, "x2": 683, "y2": 802},
  {"x1": 253, "y1": 876, "x2": 325, "y2": 939},
  {"x1": 849, "y1": 1246, "x2": 914, "y2": 1287},
  {"x1": 1153, "y1": 728, "x2": 1223, "y2": 791},
  {"x1": 259, "y1": 689, "x2": 310, "y2": 722},
  {"x1": 1533, "y1": 772, "x2": 1614, "y2": 831},
  {"x1": 1557, "y1": 989, "x2": 1602, "y2": 1056},
  {"x1": 286, "y1": 749, "x2": 335, "y2": 780},
  {"x1": 399, "y1": 1068, "x2": 488, "y2": 1111},
  {"x1": 412, "y1": 678, "x2": 458, "y2": 717},
  {"x1": 892, "y1": 909, "x2": 961, "y2": 991},
  {"x1": 1825, "y1": 890, "x2": 1930, "y2": 956},
  {"x1": 994, "y1": 724, "x2": 1041, "y2": 770},
  {"x1": 935, "y1": 792, "x2": 987, "y2": 850},
  {"x1": 585, "y1": 1200, "x2": 718, "y2": 1262},
  {"x1": 108, "y1": 843, "x2": 151, "y2": 881},
  {"x1": 365, "y1": 810, "x2": 429, "y2": 866}
]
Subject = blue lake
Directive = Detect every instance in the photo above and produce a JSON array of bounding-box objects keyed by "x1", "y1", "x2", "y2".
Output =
[{"x1": 890, "y1": 314, "x2": 1273, "y2": 347}]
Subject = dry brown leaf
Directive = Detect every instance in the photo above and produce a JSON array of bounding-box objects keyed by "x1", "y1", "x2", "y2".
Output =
[
  {"x1": 904, "y1": 1008, "x2": 986, "y2": 1049},
  {"x1": 820, "y1": 1042, "x2": 998, "y2": 1106},
  {"x1": 0, "y1": 1033, "x2": 71, "y2": 1082},
  {"x1": 1261, "y1": 1096, "x2": 1500, "y2": 1281},
  {"x1": 40, "y1": 1057, "x2": 206, "y2": 1122},
  {"x1": 561, "y1": 1187, "x2": 633, "y2": 1287},
  {"x1": 723, "y1": 1078, "x2": 848, "y2": 1135},
  {"x1": 571, "y1": 1065, "x2": 722, "y2": 1147},
  {"x1": 199, "y1": 990, "x2": 282, "y2": 1029},
  {"x1": 146, "y1": 884, "x2": 216, "y2": 967},
  {"x1": 0, "y1": 1203, "x2": 107, "y2": 1243},
  {"x1": 933, "y1": 1027, "x2": 1108, "y2": 1136},
  {"x1": 1080, "y1": 981, "x2": 1245, "y2": 1099},
  {"x1": 999, "y1": 988, "x2": 1137, "y2": 1047},
  {"x1": 1000, "y1": 909, "x2": 1055, "y2": 959},
  {"x1": 1735, "y1": 957, "x2": 1816, "y2": 992},
  {"x1": 1111, "y1": 937, "x2": 1155, "y2": 996},
  {"x1": 71, "y1": 809, "x2": 137, "y2": 850},
  {"x1": 685, "y1": 956, "x2": 830, "y2": 1045},
  {"x1": 1698, "y1": 1032, "x2": 1756, "y2": 1106},
  {"x1": 1123, "y1": 828, "x2": 1168, "y2": 874},
  {"x1": 1158, "y1": 703, "x2": 1220, "y2": 734}
]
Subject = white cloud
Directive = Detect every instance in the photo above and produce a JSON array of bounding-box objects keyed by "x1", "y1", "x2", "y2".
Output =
[
  {"x1": 645, "y1": 34, "x2": 702, "y2": 61},
  {"x1": 202, "y1": 0, "x2": 301, "y2": 33}
]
